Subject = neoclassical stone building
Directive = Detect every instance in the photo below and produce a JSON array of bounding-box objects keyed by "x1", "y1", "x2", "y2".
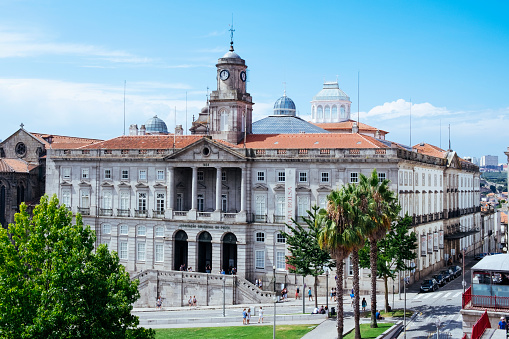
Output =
[{"x1": 44, "y1": 41, "x2": 481, "y2": 295}]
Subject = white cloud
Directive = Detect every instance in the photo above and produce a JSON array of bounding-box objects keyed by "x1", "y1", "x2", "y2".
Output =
[{"x1": 366, "y1": 99, "x2": 449, "y2": 120}]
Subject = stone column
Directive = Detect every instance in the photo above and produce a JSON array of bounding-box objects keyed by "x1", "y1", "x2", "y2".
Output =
[
  {"x1": 166, "y1": 166, "x2": 174, "y2": 218},
  {"x1": 188, "y1": 240, "x2": 197, "y2": 272},
  {"x1": 240, "y1": 167, "x2": 246, "y2": 212},
  {"x1": 191, "y1": 166, "x2": 197, "y2": 211},
  {"x1": 212, "y1": 242, "x2": 221, "y2": 273},
  {"x1": 215, "y1": 167, "x2": 222, "y2": 211}
]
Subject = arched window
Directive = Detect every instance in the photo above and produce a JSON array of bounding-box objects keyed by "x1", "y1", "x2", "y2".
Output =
[
  {"x1": 137, "y1": 225, "x2": 146, "y2": 236},
  {"x1": 155, "y1": 226, "x2": 164, "y2": 237},
  {"x1": 340, "y1": 106, "x2": 346, "y2": 118},
  {"x1": 324, "y1": 106, "x2": 330, "y2": 121},
  {"x1": 220, "y1": 111, "x2": 228, "y2": 131},
  {"x1": 317, "y1": 106, "x2": 323, "y2": 119},
  {"x1": 331, "y1": 105, "x2": 338, "y2": 120}
]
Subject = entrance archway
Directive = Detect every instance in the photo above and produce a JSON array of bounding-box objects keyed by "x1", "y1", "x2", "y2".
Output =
[
  {"x1": 173, "y1": 230, "x2": 188, "y2": 271},
  {"x1": 197, "y1": 231, "x2": 212, "y2": 273},
  {"x1": 222, "y1": 232, "x2": 237, "y2": 274}
]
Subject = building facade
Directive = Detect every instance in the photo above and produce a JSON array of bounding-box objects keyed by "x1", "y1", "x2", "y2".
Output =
[{"x1": 44, "y1": 43, "x2": 482, "y2": 293}]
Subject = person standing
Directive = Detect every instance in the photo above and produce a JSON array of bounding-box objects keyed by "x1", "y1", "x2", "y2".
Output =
[
  {"x1": 193, "y1": 295, "x2": 197, "y2": 306},
  {"x1": 242, "y1": 308, "x2": 247, "y2": 325},
  {"x1": 308, "y1": 287, "x2": 313, "y2": 301},
  {"x1": 258, "y1": 306, "x2": 264, "y2": 323},
  {"x1": 361, "y1": 297, "x2": 367, "y2": 312},
  {"x1": 295, "y1": 287, "x2": 299, "y2": 300},
  {"x1": 247, "y1": 308, "x2": 251, "y2": 324},
  {"x1": 499, "y1": 317, "x2": 506, "y2": 329},
  {"x1": 188, "y1": 296, "x2": 192, "y2": 308}
]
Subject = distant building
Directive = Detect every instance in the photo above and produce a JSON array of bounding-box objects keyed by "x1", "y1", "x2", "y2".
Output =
[{"x1": 480, "y1": 155, "x2": 498, "y2": 168}]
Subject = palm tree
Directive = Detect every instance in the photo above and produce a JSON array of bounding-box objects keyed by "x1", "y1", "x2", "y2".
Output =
[
  {"x1": 359, "y1": 170, "x2": 401, "y2": 328},
  {"x1": 318, "y1": 185, "x2": 359, "y2": 338}
]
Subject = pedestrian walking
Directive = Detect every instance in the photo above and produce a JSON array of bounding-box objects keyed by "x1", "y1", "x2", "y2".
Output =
[
  {"x1": 295, "y1": 287, "x2": 299, "y2": 299},
  {"x1": 156, "y1": 296, "x2": 162, "y2": 309},
  {"x1": 362, "y1": 297, "x2": 367, "y2": 312},
  {"x1": 330, "y1": 288, "x2": 334, "y2": 301},
  {"x1": 247, "y1": 308, "x2": 251, "y2": 324},
  {"x1": 242, "y1": 308, "x2": 247, "y2": 325},
  {"x1": 188, "y1": 296, "x2": 192, "y2": 308},
  {"x1": 193, "y1": 295, "x2": 197, "y2": 306},
  {"x1": 308, "y1": 287, "x2": 313, "y2": 301},
  {"x1": 258, "y1": 306, "x2": 264, "y2": 323}
]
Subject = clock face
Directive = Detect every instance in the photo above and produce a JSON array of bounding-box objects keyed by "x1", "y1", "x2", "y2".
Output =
[
  {"x1": 219, "y1": 69, "x2": 230, "y2": 81},
  {"x1": 240, "y1": 71, "x2": 246, "y2": 82}
]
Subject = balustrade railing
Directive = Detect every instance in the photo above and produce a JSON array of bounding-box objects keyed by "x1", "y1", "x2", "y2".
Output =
[
  {"x1": 152, "y1": 210, "x2": 164, "y2": 218},
  {"x1": 100, "y1": 208, "x2": 113, "y2": 216},
  {"x1": 134, "y1": 209, "x2": 148, "y2": 218},
  {"x1": 77, "y1": 207, "x2": 90, "y2": 215},
  {"x1": 117, "y1": 208, "x2": 130, "y2": 217}
]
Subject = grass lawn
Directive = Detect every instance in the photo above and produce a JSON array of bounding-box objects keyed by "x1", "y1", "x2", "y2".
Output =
[
  {"x1": 343, "y1": 323, "x2": 393, "y2": 339},
  {"x1": 154, "y1": 324, "x2": 317, "y2": 339},
  {"x1": 360, "y1": 309, "x2": 413, "y2": 318}
]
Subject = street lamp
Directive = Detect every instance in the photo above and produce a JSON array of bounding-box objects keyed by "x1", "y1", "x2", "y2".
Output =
[
  {"x1": 324, "y1": 266, "x2": 329, "y2": 311},
  {"x1": 404, "y1": 276, "x2": 409, "y2": 339},
  {"x1": 273, "y1": 294, "x2": 277, "y2": 339},
  {"x1": 273, "y1": 265, "x2": 276, "y2": 293},
  {"x1": 435, "y1": 317, "x2": 441, "y2": 339}
]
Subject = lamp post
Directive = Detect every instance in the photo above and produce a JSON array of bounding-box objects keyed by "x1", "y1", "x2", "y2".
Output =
[
  {"x1": 462, "y1": 247, "x2": 466, "y2": 293},
  {"x1": 273, "y1": 265, "x2": 276, "y2": 293},
  {"x1": 273, "y1": 295, "x2": 277, "y2": 339},
  {"x1": 222, "y1": 277, "x2": 226, "y2": 317},
  {"x1": 435, "y1": 317, "x2": 441, "y2": 339},
  {"x1": 302, "y1": 275, "x2": 305, "y2": 314},
  {"x1": 325, "y1": 267, "x2": 329, "y2": 311},
  {"x1": 404, "y1": 276, "x2": 409, "y2": 339}
]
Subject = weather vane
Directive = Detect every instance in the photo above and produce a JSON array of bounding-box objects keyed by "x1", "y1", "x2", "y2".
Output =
[{"x1": 229, "y1": 15, "x2": 235, "y2": 51}]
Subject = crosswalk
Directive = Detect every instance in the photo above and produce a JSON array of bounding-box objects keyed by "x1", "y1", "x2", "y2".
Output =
[{"x1": 410, "y1": 291, "x2": 461, "y2": 300}]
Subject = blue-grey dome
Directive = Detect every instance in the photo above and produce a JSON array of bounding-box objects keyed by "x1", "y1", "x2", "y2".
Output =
[
  {"x1": 273, "y1": 93, "x2": 296, "y2": 116},
  {"x1": 252, "y1": 116, "x2": 328, "y2": 134},
  {"x1": 313, "y1": 81, "x2": 350, "y2": 101},
  {"x1": 145, "y1": 115, "x2": 168, "y2": 134}
]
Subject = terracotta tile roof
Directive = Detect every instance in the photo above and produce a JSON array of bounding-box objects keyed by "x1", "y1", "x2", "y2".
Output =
[
  {"x1": 312, "y1": 120, "x2": 388, "y2": 134},
  {"x1": 0, "y1": 158, "x2": 30, "y2": 173},
  {"x1": 413, "y1": 143, "x2": 447, "y2": 158},
  {"x1": 501, "y1": 212, "x2": 507, "y2": 224},
  {"x1": 31, "y1": 133, "x2": 102, "y2": 149},
  {"x1": 238, "y1": 133, "x2": 389, "y2": 149},
  {"x1": 82, "y1": 135, "x2": 203, "y2": 149}
]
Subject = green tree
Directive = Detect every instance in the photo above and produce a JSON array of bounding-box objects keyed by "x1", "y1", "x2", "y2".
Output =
[
  {"x1": 281, "y1": 205, "x2": 334, "y2": 309},
  {"x1": 359, "y1": 170, "x2": 400, "y2": 328},
  {"x1": 319, "y1": 187, "x2": 359, "y2": 338},
  {"x1": 0, "y1": 195, "x2": 155, "y2": 339},
  {"x1": 359, "y1": 214, "x2": 417, "y2": 312}
]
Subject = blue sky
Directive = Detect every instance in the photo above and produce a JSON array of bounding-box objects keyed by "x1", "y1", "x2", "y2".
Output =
[{"x1": 0, "y1": 0, "x2": 508, "y2": 163}]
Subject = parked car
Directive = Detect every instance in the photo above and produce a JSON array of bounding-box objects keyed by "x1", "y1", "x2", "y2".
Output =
[
  {"x1": 432, "y1": 274, "x2": 446, "y2": 287},
  {"x1": 440, "y1": 269, "x2": 452, "y2": 282},
  {"x1": 449, "y1": 265, "x2": 462, "y2": 278},
  {"x1": 420, "y1": 278, "x2": 439, "y2": 292}
]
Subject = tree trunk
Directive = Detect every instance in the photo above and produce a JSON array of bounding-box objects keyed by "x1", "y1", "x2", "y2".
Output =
[
  {"x1": 352, "y1": 250, "x2": 361, "y2": 339},
  {"x1": 369, "y1": 239, "x2": 378, "y2": 328},
  {"x1": 384, "y1": 276, "x2": 389, "y2": 313},
  {"x1": 336, "y1": 256, "x2": 344, "y2": 338},
  {"x1": 314, "y1": 275, "x2": 318, "y2": 309}
]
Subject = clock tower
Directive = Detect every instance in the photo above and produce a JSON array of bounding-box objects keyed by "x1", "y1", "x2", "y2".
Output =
[{"x1": 209, "y1": 38, "x2": 253, "y2": 144}]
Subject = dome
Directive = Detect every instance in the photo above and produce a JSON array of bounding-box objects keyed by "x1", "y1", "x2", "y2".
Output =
[
  {"x1": 312, "y1": 81, "x2": 350, "y2": 101},
  {"x1": 145, "y1": 115, "x2": 168, "y2": 134},
  {"x1": 273, "y1": 93, "x2": 296, "y2": 116},
  {"x1": 222, "y1": 50, "x2": 241, "y2": 59},
  {"x1": 201, "y1": 106, "x2": 209, "y2": 114}
]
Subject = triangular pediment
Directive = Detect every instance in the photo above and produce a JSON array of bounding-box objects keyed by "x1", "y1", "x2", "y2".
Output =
[
  {"x1": 317, "y1": 185, "x2": 332, "y2": 192},
  {"x1": 273, "y1": 184, "x2": 285, "y2": 191},
  {"x1": 154, "y1": 182, "x2": 167, "y2": 188},
  {"x1": 118, "y1": 181, "x2": 131, "y2": 188},
  {"x1": 176, "y1": 182, "x2": 185, "y2": 189},
  {"x1": 296, "y1": 185, "x2": 311, "y2": 192},
  {"x1": 135, "y1": 182, "x2": 149, "y2": 189},
  {"x1": 78, "y1": 180, "x2": 91, "y2": 187},
  {"x1": 60, "y1": 180, "x2": 72, "y2": 187},
  {"x1": 101, "y1": 181, "x2": 114, "y2": 187},
  {"x1": 253, "y1": 183, "x2": 268, "y2": 191},
  {"x1": 164, "y1": 137, "x2": 246, "y2": 163}
]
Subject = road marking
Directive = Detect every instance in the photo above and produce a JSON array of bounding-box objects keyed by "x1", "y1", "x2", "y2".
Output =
[
  {"x1": 457, "y1": 314, "x2": 463, "y2": 322},
  {"x1": 414, "y1": 294, "x2": 423, "y2": 299},
  {"x1": 443, "y1": 292, "x2": 452, "y2": 298},
  {"x1": 422, "y1": 294, "x2": 432, "y2": 299},
  {"x1": 433, "y1": 292, "x2": 442, "y2": 299},
  {"x1": 453, "y1": 292, "x2": 461, "y2": 298}
]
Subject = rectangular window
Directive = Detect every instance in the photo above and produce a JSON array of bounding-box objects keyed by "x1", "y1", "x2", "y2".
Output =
[
  {"x1": 297, "y1": 196, "x2": 310, "y2": 217},
  {"x1": 221, "y1": 194, "x2": 227, "y2": 212},
  {"x1": 80, "y1": 190, "x2": 90, "y2": 208},
  {"x1": 277, "y1": 171, "x2": 285, "y2": 182},
  {"x1": 81, "y1": 168, "x2": 89, "y2": 179},
  {"x1": 320, "y1": 172, "x2": 329, "y2": 183},
  {"x1": 197, "y1": 171, "x2": 204, "y2": 181},
  {"x1": 378, "y1": 172, "x2": 386, "y2": 183},
  {"x1": 256, "y1": 232, "x2": 265, "y2": 242},
  {"x1": 350, "y1": 172, "x2": 358, "y2": 183},
  {"x1": 155, "y1": 244, "x2": 164, "y2": 262},
  {"x1": 137, "y1": 226, "x2": 146, "y2": 236},
  {"x1": 120, "y1": 191, "x2": 129, "y2": 210},
  {"x1": 137, "y1": 242, "x2": 146, "y2": 261},
  {"x1": 255, "y1": 195, "x2": 266, "y2": 219},
  {"x1": 276, "y1": 251, "x2": 285, "y2": 270},
  {"x1": 102, "y1": 191, "x2": 112, "y2": 209},
  {"x1": 318, "y1": 196, "x2": 327, "y2": 209},
  {"x1": 156, "y1": 193, "x2": 165, "y2": 212},
  {"x1": 155, "y1": 226, "x2": 164, "y2": 237},
  {"x1": 422, "y1": 173, "x2": 425, "y2": 186},
  {"x1": 104, "y1": 169, "x2": 112, "y2": 180},
  {"x1": 62, "y1": 167, "x2": 71, "y2": 180},
  {"x1": 299, "y1": 172, "x2": 308, "y2": 183},
  {"x1": 157, "y1": 169, "x2": 165, "y2": 181},
  {"x1": 102, "y1": 224, "x2": 111, "y2": 234},
  {"x1": 120, "y1": 225, "x2": 128, "y2": 235},
  {"x1": 276, "y1": 233, "x2": 286, "y2": 243},
  {"x1": 121, "y1": 169, "x2": 129, "y2": 180},
  {"x1": 255, "y1": 250, "x2": 265, "y2": 269},
  {"x1": 139, "y1": 170, "x2": 147, "y2": 181},
  {"x1": 275, "y1": 196, "x2": 285, "y2": 217},
  {"x1": 61, "y1": 189, "x2": 71, "y2": 207},
  {"x1": 176, "y1": 193, "x2": 183, "y2": 211},
  {"x1": 119, "y1": 242, "x2": 128, "y2": 260},
  {"x1": 197, "y1": 194, "x2": 204, "y2": 212},
  {"x1": 257, "y1": 171, "x2": 265, "y2": 182},
  {"x1": 138, "y1": 192, "x2": 147, "y2": 211},
  {"x1": 222, "y1": 172, "x2": 227, "y2": 182}
]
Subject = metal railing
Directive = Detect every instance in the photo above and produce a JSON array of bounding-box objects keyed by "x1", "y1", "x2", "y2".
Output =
[
  {"x1": 462, "y1": 286, "x2": 472, "y2": 309},
  {"x1": 77, "y1": 207, "x2": 90, "y2": 215},
  {"x1": 152, "y1": 210, "x2": 164, "y2": 218},
  {"x1": 471, "y1": 310, "x2": 490, "y2": 339},
  {"x1": 134, "y1": 209, "x2": 148, "y2": 218},
  {"x1": 273, "y1": 215, "x2": 285, "y2": 223},
  {"x1": 254, "y1": 214, "x2": 267, "y2": 223},
  {"x1": 117, "y1": 209, "x2": 130, "y2": 217},
  {"x1": 100, "y1": 208, "x2": 113, "y2": 216}
]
